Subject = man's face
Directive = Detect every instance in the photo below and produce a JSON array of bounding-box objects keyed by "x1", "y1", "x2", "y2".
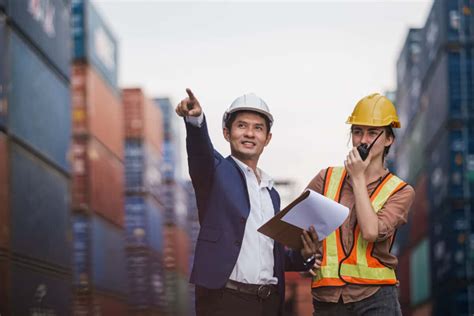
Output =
[
  {"x1": 351, "y1": 125, "x2": 393, "y2": 159},
  {"x1": 223, "y1": 111, "x2": 272, "y2": 163}
]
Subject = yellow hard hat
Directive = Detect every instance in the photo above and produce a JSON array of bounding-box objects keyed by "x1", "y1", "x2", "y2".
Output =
[{"x1": 346, "y1": 93, "x2": 401, "y2": 128}]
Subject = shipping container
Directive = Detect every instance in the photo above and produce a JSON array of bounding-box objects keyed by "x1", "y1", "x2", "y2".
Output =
[
  {"x1": 10, "y1": 141, "x2": 71, "y2": 268},
  {"x1": 430, "y1": 207, "x2": 471, "y2": 286},
  {"x1": 72, "y1": 62, "x2": 123, "y2": 160},
  {"x1": 0, "y1": 260, "x2": 72, "y2": 315},
  {"x1": 72, "y1": 136, "x2": 124, "y2": 227},
  {"x1": 163, "y1": 270, "x2": 191, "y2": 316},
  {"x1": 0, "y1": 132, "x2": 8, "y2": 250},
  {"x1": 0, "y1": 15, "x2": 6, "y2": 130},
  {"x1": 125, "y1": 196, "x2": 163, "y2": 252},
  {"x1": 412, "y1": 302, "x2": 432, "y2": 316},
  {"x1": 0, "y1": 0, "x2": 4, "y2": 11},
  {"x1": 397, "y1": 250, "x2": 411, "y2": 316},
  {"x1": 427, "y1": 128, "x2": 471, "y2": 207},
  {"x1": 72, "y1": 0, "x2": 118, "y2": 91},
  {"x1": 73, "y1": 213, "x2": 128, "y2": 295},
  {"x1": 73, "y1": 292, "x2": 128, "y2": 316},
  {"x1": 420, "y1": 0, "x2": 474, "y2": 81},
  {"x1": 155, "y1": 98, "x2": 175, "y2": 141},
  {"x1": 0, "y1": 21, "x2": 71, "y2": 171},
  {"x1": 163, "y1": 225, "x2": 189, "y2": 276},
  {"x1": 124, "y1": 140, "x2": 161, "y2": 196},
  {"x1": 410, "y1": 239, "x2": 431, "y2": 306},
  {"x1": 409, "y1": 174, "x2": 429, "y2": 246},
  {"x1": 396, "y1": 28, "x2": 422, "y2": 141},
  {"x1": 123, "y1": 88, "x2": 164, "y2": 153},
  {"x1": 392, "y1": 212, "x2": 412, "y2": 256},
  {"x1": 433, "y1": 286, "x2": 473, "y2": 316},
  {"x1": 126, "y1": 248, "x2": 165, "y2": 309},
  {"x1": 7, "y1": 0, "x2": 71, "y2": 79},
  {"x1": 93, "y1": 293, "x2": 128, "y2": 316}
]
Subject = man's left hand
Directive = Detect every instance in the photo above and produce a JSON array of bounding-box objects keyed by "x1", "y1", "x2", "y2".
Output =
[{"x1": 300, "y1": 226, "x2": 320, "y2": 260}]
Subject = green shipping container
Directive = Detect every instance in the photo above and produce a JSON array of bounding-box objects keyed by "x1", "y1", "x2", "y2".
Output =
[{"x1": 410, "y1": 238, "x2": 431, "y2": 306}]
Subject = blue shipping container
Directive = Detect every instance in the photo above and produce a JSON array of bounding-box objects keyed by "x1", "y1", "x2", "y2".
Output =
[
  {"x1": 125, "y1": 196, "x2": 163, "y2": 252},
  {"x1": 0, "y1": 21, "x2": 71, "y2": 171},
  {"x1": 420, "y1": 0, "x2": 474, "y2": 81},
  {"x1": 7, "y1": 0, "x2": 71, "y2": 79},
  {"x1": 11, "y1": 142, "x2": 71, "y2": 268},
  {"x1": 125, "y1": 140, "x2": 161, "y2": 196},
  {"x1": 91, "y1": 215, "x2": 127, "y2": 294},
  {"x1": 10, "y1": 263, "x2": 71, "y2": 315},
  {"x1": 72, "y1": 0, "x2": 118, "y2": 91},
  {"x1": 127, "y1": 250, "x2": 165, "y2": 308},
  {"x1": 72, "y1": 213, "x2": 90, "y2": 290},
  {"x1": 73, "y1": 213, "x2": 128, "y2": 294}
]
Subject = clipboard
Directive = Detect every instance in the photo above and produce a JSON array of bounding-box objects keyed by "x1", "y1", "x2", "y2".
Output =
[{"x1": 257, "y1": 190, "x2": 310, "y2": 250}]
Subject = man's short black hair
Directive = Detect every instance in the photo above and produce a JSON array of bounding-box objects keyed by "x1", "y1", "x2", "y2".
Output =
[{"x1": 224, "y1": 110, "x2": 271, "y2": 134}]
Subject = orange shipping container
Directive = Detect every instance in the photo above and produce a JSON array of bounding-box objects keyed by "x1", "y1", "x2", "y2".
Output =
[
  {"x1": 163, "y1": 225, "x2": 189, "y2": 276},
  {"x1": 72, "y1": 136, "x2": 124, "y2": 227},
  {"x1": 0, "y1": 132, "x2": 9, "y2": 250},
  {"x1": 72, "y1": 62, "x2": 123, "y2": 160},
  {"x1": 122, "y1": 88, "x2": 163, "y2": 153}
]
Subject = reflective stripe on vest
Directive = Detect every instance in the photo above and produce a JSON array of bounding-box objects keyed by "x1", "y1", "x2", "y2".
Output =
[
  {"x1": 339, "y1": 173, "x2": 406, "y2": 285},
  {"x1": 311, "y1": 167, "x2": 406, "y2": 288},
  {"x1": 311, "y1": 167, "x2": 347, "y2": 288}
]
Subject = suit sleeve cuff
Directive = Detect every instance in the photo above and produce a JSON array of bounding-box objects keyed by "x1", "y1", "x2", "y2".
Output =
[{"x1": 185, "y1": 113, "x2": 204, "y2": 127}]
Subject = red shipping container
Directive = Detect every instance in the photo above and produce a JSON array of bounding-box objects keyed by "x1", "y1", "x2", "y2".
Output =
[
  {"x1": 284, "y1": 272, "x2": 313, "y2": 316},
  {"x1": 397, "y1": 250, "x2": 412, "y2": 316},
  {"x1": 409, "y1": 174, "x2": 428, "y2": 246},
  {"x1": 74, "y1": 293, "x2": 128, "y2": 316},
  {"x1": 412, "y1": 302, "x2": 432, "y2": 316},
  {"x1": 72, "y1": 62, "x2": 123, "y2": 160},
  {"x1": 122, "y1": 88, "x2": 163, "y2": 153},
  {"x1": 163, "y1": 225, "x2": 189, "y2": 276},
  {"x1": 72, "y1": 136, "x2": 124, "y2": 227},
  {"x1": 0, "y1": 132, "x2": 9, "y2": 250}
]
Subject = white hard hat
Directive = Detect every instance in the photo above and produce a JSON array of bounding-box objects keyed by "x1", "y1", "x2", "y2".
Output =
[{"x1": 222, "y1": 93, "x2": 274, "y2": 128}]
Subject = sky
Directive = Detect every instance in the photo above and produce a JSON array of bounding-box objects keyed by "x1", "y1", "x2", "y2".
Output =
[{"x1": 94, "y1": 0, "x2": 432, "y2": 198}]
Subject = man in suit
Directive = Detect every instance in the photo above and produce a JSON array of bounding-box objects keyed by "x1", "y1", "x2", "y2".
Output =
[{"x1": 176, "y1": 89, "x2": 319, "y2": 316}]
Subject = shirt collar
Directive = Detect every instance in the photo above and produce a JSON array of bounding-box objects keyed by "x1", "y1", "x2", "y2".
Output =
[{"x1": 231, "y1": 156, "x2": 274, "y2": 189}]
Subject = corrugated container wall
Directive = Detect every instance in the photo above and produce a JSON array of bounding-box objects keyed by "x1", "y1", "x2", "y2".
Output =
[
  {"x1": 395, "y1": 28, "x2": 422, "y2": 142},
  {"x1": 409, "y1": 174, "x2": 429, "y2": 245},
  {"x1": 124, "y1": 140, "x2": 161, "y2": 196},
  {"x1": 10, "y1": 142, "x2": 71, "y2": 268},
  {"x1": 126, "y1": 248, "x2": 165, "y2": 309},
  {"x1": 0, "y1": 132, "x2": 8, "y2": 250},
  {"x1": 398, "y1": 250, "x2": 412, "y2": 316},
  {"x1": 6, "y1": 0, "x2": 71, "y2": 79},
  {"x1": 125, "y1": 196, "x2": 163, "y2": 252},
  {"x1": 123, "y1": 88, "x2": 163, "y2": 154},
  {"x1": 73, "y1": 213, "x2": 128, "y2": 295},
  {"x1": 72, "y1": 137, "x2": 124, "y2": 227},
  {"x1": 0, "y1": 20, "x2": 71, "y2": 171},
  {"x1": 72, "y1": 63, "x2": 123, "y2": 160},
  {"x1": 409, "y1": 239, "x2": 431, "y2": 306},
  {"x1": 72, "y1": 0, "x2": 118, "y2": 92},
  {"x1": 0, "y1": 260, "x2": 72, "y2": 316}
]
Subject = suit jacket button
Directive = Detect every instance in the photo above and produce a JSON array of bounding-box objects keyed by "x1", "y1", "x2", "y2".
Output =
[
  {"x1": 235, "y1": 241, "x2": 241, "y2": 247},
  {"x1": 240, "y1": 217, "x2": 246, "y2": 224}
]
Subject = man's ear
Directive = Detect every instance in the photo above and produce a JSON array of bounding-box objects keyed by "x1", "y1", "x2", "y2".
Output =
[
  {"x1": 223, "y1": 127, "x2": 230, "y2": 142},
  {"x1": 264, "y1": 132, "x2": 272, "y2": 147}
]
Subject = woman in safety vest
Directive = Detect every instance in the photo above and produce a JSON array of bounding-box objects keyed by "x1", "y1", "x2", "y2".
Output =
[{"x1": 307, "y1": 93, "x2": 415, "y2": 315}]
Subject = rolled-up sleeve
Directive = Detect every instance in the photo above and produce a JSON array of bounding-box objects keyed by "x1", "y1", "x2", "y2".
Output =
[{"x1": 376, "y1": 185, "x2": 415, "y2": 241}]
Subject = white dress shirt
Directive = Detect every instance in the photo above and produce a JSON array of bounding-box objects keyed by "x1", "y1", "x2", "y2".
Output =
[{"x1": 186, "y1": 113, "x2": 278, "y2": 285}]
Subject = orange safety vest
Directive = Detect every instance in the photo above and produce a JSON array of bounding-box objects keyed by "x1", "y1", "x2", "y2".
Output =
[{"x1": 312, "y1": 167, "x2": 407, "y2": 288}]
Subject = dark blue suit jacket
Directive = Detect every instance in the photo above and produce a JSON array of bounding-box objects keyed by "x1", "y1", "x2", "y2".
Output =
[{"x1": 186, "y1": 117, "x2": 308, "y2": 313}]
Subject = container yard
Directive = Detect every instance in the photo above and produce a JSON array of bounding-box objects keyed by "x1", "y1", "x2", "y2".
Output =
[{"x1": 0, "y1": 0, "x2": 472, "y2": 315}]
